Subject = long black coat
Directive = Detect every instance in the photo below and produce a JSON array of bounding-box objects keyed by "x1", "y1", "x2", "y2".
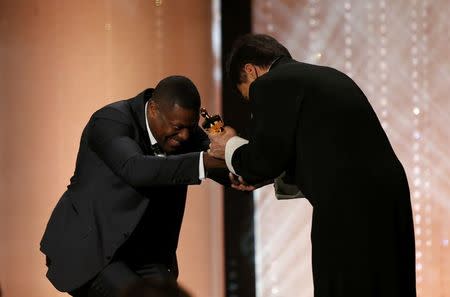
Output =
[
  {"x1": 232, "y1": 57, "x2": 416, "y2": 296},
  {"x1": 40, "y1": 89, "x2": 220, "y2": 292}
]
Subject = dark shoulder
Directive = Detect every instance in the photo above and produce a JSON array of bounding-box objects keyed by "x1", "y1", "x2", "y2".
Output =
[
  {"x1": 91, "y1": 99, "x2": 133, "y2": 125},
  {"x1": 250, "y1": 64, "x2": 302, "y2": 98},
  {"x1": 254, "y1": 59, "x2": 348, "y2": 94}
]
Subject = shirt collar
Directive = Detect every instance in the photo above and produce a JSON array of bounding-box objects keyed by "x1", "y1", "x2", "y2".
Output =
[{"x1": 144, "y1": 101, "x2": 158, "y2": 146}]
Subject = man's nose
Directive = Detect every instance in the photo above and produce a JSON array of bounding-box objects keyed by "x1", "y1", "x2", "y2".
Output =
[{"x1": 177, "y1": 128, "x2": 190, "y2": 141}]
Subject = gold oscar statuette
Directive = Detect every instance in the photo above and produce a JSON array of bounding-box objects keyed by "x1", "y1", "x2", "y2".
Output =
[{"x1": 200, "y1": 107, "x2": 224, "y2": 134}]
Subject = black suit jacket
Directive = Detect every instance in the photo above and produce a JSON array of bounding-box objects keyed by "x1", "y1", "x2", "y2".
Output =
[
  {"x1": 232, "y1": 58, "x2": 416, "y2": 296},
  {"x1": 40, "y1": 89, "x2": 222, "y2": 292}
]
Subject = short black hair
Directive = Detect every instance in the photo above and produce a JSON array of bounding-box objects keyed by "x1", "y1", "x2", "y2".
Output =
[
  {"x1": 226, "y1": 34, "x2": 292, "y2": 86},
  {"x1": 152, "y1": 75, "x2": 201, "y2": 111}
]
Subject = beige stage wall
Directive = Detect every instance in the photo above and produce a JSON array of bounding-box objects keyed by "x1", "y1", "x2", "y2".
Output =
[{"x1": 0, "y1": 1, "x2": 224, "y2": 297}]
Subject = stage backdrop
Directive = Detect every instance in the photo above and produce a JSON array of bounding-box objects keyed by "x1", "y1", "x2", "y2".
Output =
[
  {"x1": 0, "y1": 1, "x2": 224, "y2": 297},
  {"x1": 252, "y1": 1, "x2": 450, "y2": 297}
]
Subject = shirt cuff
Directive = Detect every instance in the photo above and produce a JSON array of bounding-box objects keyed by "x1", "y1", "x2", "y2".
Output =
[
  {"x1": 225, "y1": 136, "x2": 249, "y2": 175},
  {"x1": 199, "y1": 151, "x2": 206, "y2": 180}
]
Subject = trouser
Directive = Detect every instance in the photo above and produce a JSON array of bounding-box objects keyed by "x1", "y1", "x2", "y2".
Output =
[{"x1": 69, "y1": 261, "x2": 175, "y2": 297}]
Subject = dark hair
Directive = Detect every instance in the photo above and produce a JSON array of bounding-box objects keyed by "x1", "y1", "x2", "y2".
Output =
[
  {"x1": 152, "y1": 75, "x2": 201, "y2": 111},
  {"x1": 120, "y1": 278, "x2": 191, "y2": 297},
  {"x1": 226, "y1": 34, "x2": 292, "y2": 86}
]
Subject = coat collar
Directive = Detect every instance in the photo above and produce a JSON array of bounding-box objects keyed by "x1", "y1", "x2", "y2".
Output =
[
  {"x1": 130, "y1": 88, "x2": 154, "y2": 133},
  {"x1": 269, "y1": 56, "x2": 294, "y2": 71}
]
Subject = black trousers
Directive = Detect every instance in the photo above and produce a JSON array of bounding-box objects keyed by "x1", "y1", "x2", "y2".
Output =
[{"x1": 69, "y1": 261, "x2": 175, "y2": 297}]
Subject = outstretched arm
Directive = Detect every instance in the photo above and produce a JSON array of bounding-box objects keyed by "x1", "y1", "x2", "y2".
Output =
[{"x1": 88, "y1": 108, "x2": 203, "y2": 187}]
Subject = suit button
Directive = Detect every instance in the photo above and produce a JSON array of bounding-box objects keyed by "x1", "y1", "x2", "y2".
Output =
[
  {"x1": 124, "y1": 232, "x2": 130, "y2": 238},
  {"x1": 106, "y1": 256, "x2": 111, "y2": 260}
]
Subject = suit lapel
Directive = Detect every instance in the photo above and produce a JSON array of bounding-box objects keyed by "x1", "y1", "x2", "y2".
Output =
[{"x1": 129, "y1": 88, "x2": 155, "y2": 154}]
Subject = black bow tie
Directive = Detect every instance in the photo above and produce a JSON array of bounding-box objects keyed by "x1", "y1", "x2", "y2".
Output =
[{"x1": 151, "y1": 143, "x2": 165, "y2": 157}]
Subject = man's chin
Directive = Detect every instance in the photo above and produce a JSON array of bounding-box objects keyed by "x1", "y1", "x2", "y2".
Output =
[{"x1": 163, "y1": 145, "x2": 181, "y2": 155}]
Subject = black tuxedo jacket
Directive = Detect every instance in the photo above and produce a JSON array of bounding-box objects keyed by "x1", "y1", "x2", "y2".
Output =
[
  {"x1": 40, "y1": 89, "x2": 221, "y2": 292},
  {"x1": 232, "y1": 58, "x2": 416, "y2": 296}
]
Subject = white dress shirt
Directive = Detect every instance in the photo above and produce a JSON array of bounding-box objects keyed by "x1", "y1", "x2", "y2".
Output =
[
  {"x1": 225, "y1": 136, "x2": 249, "y2": 175},
  {"x1": 145, "y1": 101, "x2": 205, "y2": 180}
]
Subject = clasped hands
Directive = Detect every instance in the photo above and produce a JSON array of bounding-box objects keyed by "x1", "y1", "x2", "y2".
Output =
[{"x1": 207, "y1": 126, "x2": 255, "y2": 191}]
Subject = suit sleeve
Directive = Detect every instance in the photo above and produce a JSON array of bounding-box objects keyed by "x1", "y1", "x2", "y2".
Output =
[
  {"x1": 87, "y1": 108, "x2": 202, "y2": 187},
  {"x1": 196, "y1": 128, "x2": 232, "y2": 186},
  {"x1": 231, "y1": 78, "x2": 303, "y2": 183}
]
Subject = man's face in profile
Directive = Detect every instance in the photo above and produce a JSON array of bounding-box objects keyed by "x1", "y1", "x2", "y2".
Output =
[
  {"x1": 148, "y1": 101, "x2": 199, "y2": 154},
  {"x1": 237, "y1": 64, "x2": 263, "y2": 100}
]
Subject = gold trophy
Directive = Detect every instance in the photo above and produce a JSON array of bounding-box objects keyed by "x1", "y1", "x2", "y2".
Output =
[{"x1": 200, "y1": 107, "x2": 224, "y2": 134}]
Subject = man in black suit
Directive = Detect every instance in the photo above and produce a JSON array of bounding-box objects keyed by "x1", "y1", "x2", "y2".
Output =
[
  {"x1": 209, "y1": 34, "x2": 416, "y2": 297},
  {"x1": 40, "y1": 76, "x2": 227, "y2": 297}
]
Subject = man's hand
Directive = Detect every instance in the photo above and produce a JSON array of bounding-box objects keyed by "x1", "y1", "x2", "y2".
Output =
[
  {"x1": 229, "y1": 173, "x2": 256, "y2": 191},
  {"x1": 203, "y1": 151, "x2": 227, "y2": 171},
  {"x1": 208, "y1": 126, "x2": 237, "y2": 159}
]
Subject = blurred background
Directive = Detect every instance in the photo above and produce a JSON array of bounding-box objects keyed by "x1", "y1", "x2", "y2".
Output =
[
  {"x1": 0, "y1": 1, "x2": 448, "y2": 297},
  {"x1": 252, "y1": 1, "x2": 450, "y2": 297}
]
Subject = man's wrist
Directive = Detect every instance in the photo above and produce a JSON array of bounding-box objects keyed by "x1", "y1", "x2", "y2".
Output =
[{"x1": 203, "y1": 152, "x2": 227, "y2": 175}]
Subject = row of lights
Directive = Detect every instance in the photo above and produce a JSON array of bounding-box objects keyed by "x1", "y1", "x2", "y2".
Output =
[
  {"x1": 365, "y1": 2, "x2": 375, "y2": 111},
  {"x1": 378, "y1": 0, "x2": 389, "y2": 130},
  {"x1": 366, "y1": 0, "x2": 389, "y2": 131},
  {"x1": 410, "y1": 1, "x2": 433, "y2": 294},
  {"x1": 308, "y1": 0, "x2": 321, "y2": 63},
  {"x1": 343, "y1": 1, "x2": 353, "y2": 77}
]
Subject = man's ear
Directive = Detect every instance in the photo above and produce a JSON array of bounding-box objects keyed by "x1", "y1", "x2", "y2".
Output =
[
  {"x1": 243, "y1": 63, "x2": 254, "y2": 78},
  {"x1": 148, "y1": 100, "x2": 159, "y2": 118}
]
